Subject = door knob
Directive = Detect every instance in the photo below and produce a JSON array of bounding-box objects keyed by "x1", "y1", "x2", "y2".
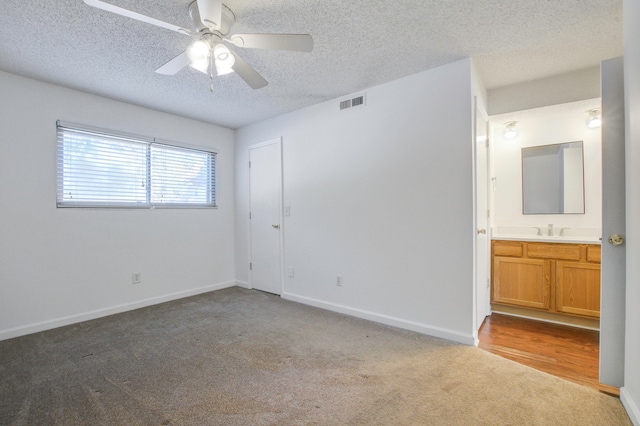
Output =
[
  {"x1": 608, "y1": 234, "x2": 624, "y2": 246},
  {"x1": 272, "y1": 224, "x2": 280, "y2": 229},
  {"x1": 477, "y1": 229, "x2": 487, "y2": 235}
]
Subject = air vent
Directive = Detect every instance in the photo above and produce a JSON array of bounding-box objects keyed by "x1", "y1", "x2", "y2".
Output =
[
  {"x1": 340, "y1": 99, "x2": 352, "y2": 110},
  {"x1": 339, "y1": 93, "x2": 366, "y2": 111}
]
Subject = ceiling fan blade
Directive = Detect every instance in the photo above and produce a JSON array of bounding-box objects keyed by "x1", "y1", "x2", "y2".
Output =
[
  {"x1": 83, "y1": 0, "x2": 192, "y2": 36},
  {"x1": 230, "y1": 52, "x2": 268, "y2": 89},
  {"x1": 155, "y1": 51, "x2": 190, "y2": 75},
  {"x1": 196, "y1": 0, "x2": 223, "y2": 31},
  {"x1": 229, "y1": 34, "x2": 313, "y2": 52}
]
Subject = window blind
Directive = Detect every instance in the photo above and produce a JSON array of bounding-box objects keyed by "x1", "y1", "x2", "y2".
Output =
[
  {"x1": 56, "y1": 122, "x2": 217, "y2": 208},
  {"x1": 150, "y1": 143, "x2": 216, "y2": 207}
]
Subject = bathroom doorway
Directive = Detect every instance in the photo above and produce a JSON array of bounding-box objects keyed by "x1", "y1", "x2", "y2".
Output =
[{"x1": 481, "y1": 86, "x2": 624, "y2": 391}]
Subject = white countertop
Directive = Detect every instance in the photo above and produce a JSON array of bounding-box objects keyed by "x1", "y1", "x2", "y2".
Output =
[{"x1": 491, "y1": 234, "x2": 602, "y2": 244}]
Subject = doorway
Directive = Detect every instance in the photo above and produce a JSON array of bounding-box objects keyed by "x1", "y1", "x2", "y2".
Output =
[
  {"x1": 480, "y1": 62, "x2": 625, "y2": 390},
  {"x1": 248, "y1": 138, "x2": 283, "y2": 295}
]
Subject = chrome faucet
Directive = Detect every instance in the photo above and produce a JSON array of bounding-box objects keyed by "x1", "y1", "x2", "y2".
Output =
[
  {"x1": 548, "y1": 224, "x2": 553, "y2": 236},
  {"x1": 533, "y1": 227, "x2": 542, "y2": 236}
]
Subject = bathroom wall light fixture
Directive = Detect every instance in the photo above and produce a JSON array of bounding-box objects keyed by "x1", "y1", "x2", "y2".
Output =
[
  {"x1": 586, "y1": 109, "x2": 601, "y2": 128},
  {"x1": 503, "y1": 121, "x2": 518, "y2": 139}
]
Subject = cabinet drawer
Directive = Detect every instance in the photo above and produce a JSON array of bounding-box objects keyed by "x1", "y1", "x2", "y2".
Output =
[
  {"x1": 587, "y1": 246, "x2": 601, "y2": 263},
  {"x1": 527, "y1": 243, "x2": 581, "y2": 261},
  {"x1": 493, "y1": 241, "x2": 523, "y2": 257}
]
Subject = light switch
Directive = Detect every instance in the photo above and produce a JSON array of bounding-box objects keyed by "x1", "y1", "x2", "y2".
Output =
[{"x1": 284, "y1": 205, "x2": 291, "y2": 216}]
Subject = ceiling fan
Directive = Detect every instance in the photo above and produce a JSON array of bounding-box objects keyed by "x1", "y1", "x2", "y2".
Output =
[{"x1": 83, "y1": 0, "x2": 314, "y2": 90}]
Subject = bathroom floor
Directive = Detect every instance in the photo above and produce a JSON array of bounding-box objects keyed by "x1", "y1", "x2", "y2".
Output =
[{"x1": 478, "y1": 313, "x2": 619, "y2": 396}]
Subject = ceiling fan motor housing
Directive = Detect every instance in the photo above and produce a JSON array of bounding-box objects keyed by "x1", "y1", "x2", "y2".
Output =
[{"x1": 188, "y1": 1, "x2": 235, "y2": 35}]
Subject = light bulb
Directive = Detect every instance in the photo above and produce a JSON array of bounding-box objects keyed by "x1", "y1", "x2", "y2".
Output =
[
  {"x1": 586, "y1": 109, "x2": 601, "y2": 129},
  {"x1": 503, "y1": 121, "x2": 518, "y2": 139}
]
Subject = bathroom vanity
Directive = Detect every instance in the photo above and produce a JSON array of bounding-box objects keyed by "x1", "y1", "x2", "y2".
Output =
[
  {"x1": 491, "y1": 233, "x2": 601, "y2": 319},
  {"x1": 489, "y1": 136, "x2": 603, "y2": 323}
]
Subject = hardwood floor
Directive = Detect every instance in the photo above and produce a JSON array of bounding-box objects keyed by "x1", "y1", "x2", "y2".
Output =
[{"x1": 478, "y1": 313, "x2": 619, "y2": 396}]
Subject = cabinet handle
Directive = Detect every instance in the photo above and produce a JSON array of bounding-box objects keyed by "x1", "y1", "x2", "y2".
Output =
[
  {"x1": 272, "y1": 224, "x2": 280, "y2": 229},
  {"x1": 477, "y1": 229, "x2": 487, "y2": 235}
]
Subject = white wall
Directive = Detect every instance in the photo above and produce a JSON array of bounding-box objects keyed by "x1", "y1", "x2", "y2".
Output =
[
  {"x1": 0, "y1": 71, "x2": 236, "y2": 340},
  {"x1": 235, "y1": 59, "x2": 477, "y2": 344},
  {"x1": 488, "y1": 67, "x2": 600, "y2": 116},
  {"x1": 490, "y1": 101, "x2": 602, "y2": 231},
  {"x1": 622, "y1": 0, "x2": 640, "y2": 423}
]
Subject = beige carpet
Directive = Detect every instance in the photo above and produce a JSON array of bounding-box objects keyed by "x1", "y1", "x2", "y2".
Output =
[{"x1": 0, "y1": 287, "x2": 631, "y2": 425}]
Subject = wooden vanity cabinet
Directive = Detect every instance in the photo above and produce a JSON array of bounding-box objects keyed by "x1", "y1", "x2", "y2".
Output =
[
  {"x1": 491, "y1": 241, "x2": 601, "y2": 318},
  {"x1": 493, "y1": 256, "x2": 551, "y2": 310},
  {"x1": 555, "y1": 261, "x2": 601, "y2": 317}
]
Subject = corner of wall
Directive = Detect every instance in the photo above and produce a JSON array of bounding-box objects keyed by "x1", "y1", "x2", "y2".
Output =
[
  {"x1": 470, "y1": 58, "x2": 488, "y2": 113},
  {"x1": 623, "y1": 1, "x2": 640, "y2": 424},
  {"x1": 621, "y1": 388, "x2": 640, "y2": 426}
]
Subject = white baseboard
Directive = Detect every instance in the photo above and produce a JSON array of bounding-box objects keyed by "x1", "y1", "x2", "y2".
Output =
[
  {"x1": 235, "y1": 280, "x2": 250, "y2": 289},
  {"x1": 0, "y1": 280, "x2": 237, "y2": 342},
  {"x1": 621, "y1": 387, "x2": 640, "y2": 426},
  {"x1": 282, "y1": 292, "x2": 475, "y2": 345}
]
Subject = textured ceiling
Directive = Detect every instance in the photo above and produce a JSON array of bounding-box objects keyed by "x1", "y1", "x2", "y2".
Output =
[{"x1": 0, "y1": 0, "x2": 623, "y2": 129}]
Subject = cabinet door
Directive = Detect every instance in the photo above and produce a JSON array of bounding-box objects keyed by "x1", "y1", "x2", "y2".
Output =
[
  {"x1": 493, "y1": 257, "x2": 551, "y2": 309},
  {"x1": 556, "y1": 261, "x2": 601, "y2": 318}
]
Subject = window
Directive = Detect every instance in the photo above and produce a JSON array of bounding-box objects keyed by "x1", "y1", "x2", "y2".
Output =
[{"x1": 56, "y1": 121, "x2": 217, "y2": 208}]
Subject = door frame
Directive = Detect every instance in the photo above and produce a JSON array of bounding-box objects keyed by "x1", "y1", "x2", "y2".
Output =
[
  {"x1": 247, "y1": 137, "x2": 285, "y2": 295},
  {"x1": 473, "y1": 96, "x2": 491, "y2": 340}
]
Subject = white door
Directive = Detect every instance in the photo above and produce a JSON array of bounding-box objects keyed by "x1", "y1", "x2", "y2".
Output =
[
  {"x1": 475, "y1": 98, "x2": 491, "y2": 331},
  {"x1": 249, "y1": 139, "x2": 283, "y2": 295},
  {"x1": 599, "y1": 57, "x2": 626, "y2": 387}
]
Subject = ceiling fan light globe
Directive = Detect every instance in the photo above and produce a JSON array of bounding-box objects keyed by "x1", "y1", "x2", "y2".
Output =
[
  {"x1": 189, "y1": 59, "x2": 209, "y2": 74},
  {"x1": 214, "y1": 44, "x2": 235, "y2": 69},
  {"x1": 187, "y1": 39, "x2": 211, "y2": 64},
  {"x1": 216, "y1": 65, "x2": 235, "y2": 76}
]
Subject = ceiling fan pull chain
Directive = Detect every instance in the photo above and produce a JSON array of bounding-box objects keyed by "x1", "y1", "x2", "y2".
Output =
[{"x1": 209, "y1": 48, "x2": 214, "y2": 92}]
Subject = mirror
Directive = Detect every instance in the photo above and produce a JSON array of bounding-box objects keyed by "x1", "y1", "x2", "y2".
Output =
[{"x1": 522, "y1": 141, "x2": 584, "y2": 214}]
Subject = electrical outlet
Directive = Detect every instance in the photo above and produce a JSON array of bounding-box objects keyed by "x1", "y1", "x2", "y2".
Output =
[
  {"x1": 288, "y1": 267, "x2": 295, "y2": 278},
  {"x1": 132, "y1": 272, "x2": 141, "y2": 284},
  {"x1": 336, "y1": 275, "x2": 343, "y2": 287},
  {"x1": 284, "y1": 205, "x2": 291, "y2": 216}
]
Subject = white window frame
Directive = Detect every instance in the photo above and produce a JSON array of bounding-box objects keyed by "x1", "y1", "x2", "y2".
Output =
[{"x1": 56, "y1": 121, "x2": 217, "y2": 209}]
